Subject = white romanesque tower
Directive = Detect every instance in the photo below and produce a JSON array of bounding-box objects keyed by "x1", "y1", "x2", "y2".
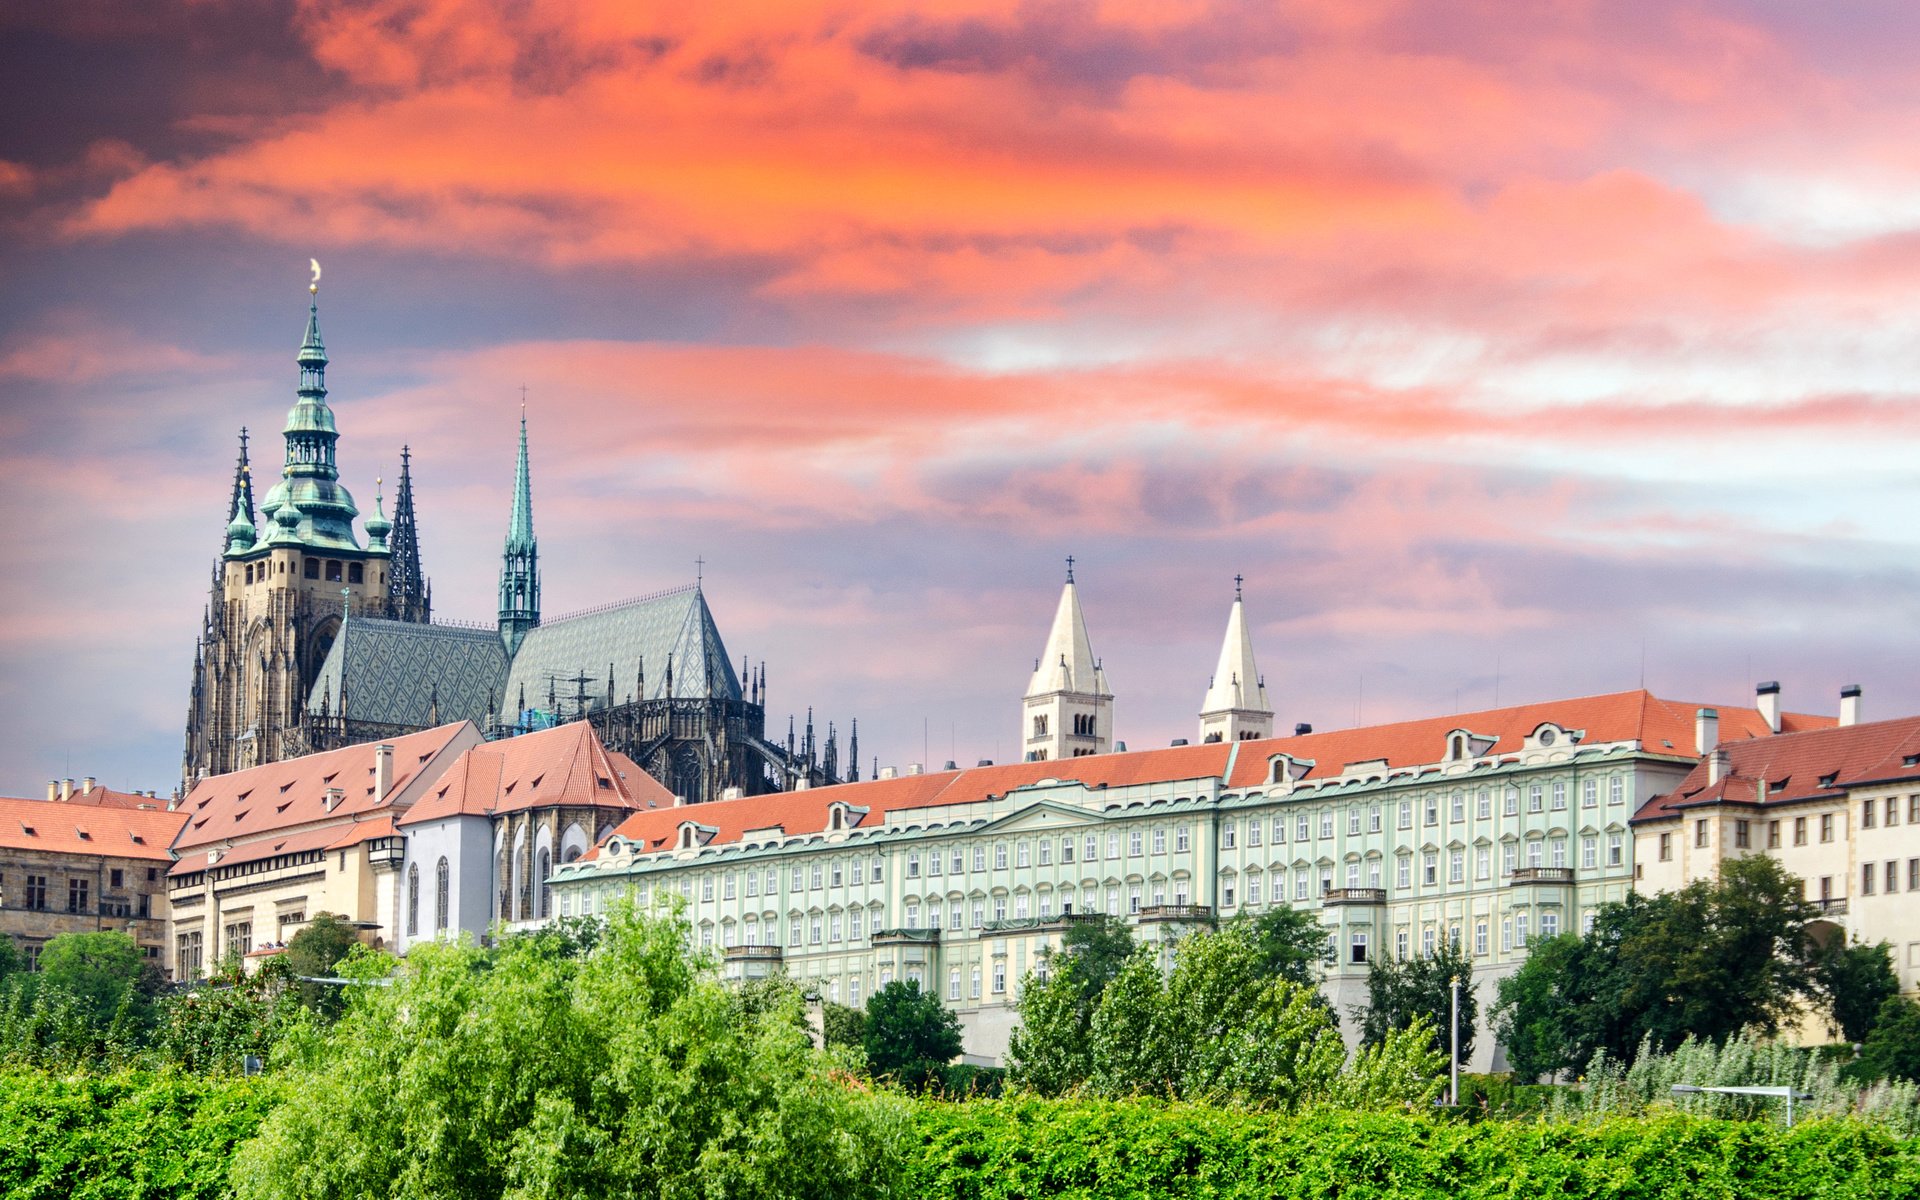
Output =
[
  {"x1": 1198, "y1": 577, "x2": 1273, "y2": 744},
  {"x1": 1023, "y1": 558, "x2": 1113, "y2": 761}
]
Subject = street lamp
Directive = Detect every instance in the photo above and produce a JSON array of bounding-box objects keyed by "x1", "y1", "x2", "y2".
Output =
[{"x1": 1670, "y1": 1084, "x2": 1815, "y2": 1128}]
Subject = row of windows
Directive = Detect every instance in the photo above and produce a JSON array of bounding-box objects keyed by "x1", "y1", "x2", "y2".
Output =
[
  {"x1": 1670, "y1": 813, "x2": 1841, "y2": 858},
  {"x1": 405, "y1": 858, "x2": 453, "y2": 937},
  {"x1": 1344, "y1": 907, "x2": 1574, "y2": 964},
  {"x1": 1860, "y1": 859, "x2": 1920, "y2": 897},
  {"x1": 907, "y1": 830, "x2": 1194, "y2": 878},
  {"x1": 1221, "y1": 780, "x2": 1628, "y2": 849},
  {"x1": 0, "y1": 868, "x2": 159, "y2": 914},
  {"x1": 1860, "y1": 795, "x2": 1920, "y2": 829}
]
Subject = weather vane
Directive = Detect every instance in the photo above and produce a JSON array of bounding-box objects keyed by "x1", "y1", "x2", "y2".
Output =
[{"x1": 309, "y1": 258, "x2": 322, "y2": 296}]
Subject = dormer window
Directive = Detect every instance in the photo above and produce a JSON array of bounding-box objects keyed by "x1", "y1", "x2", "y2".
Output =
[
  {"x1": 827, "y1": 802, "x2": 869, "y2": 832},
  {"x1": 1268, "y1": 754, "x2": 1314, "y2": 785},
  {"x1": 677, "y1": 822, "x2": 719, "y2": 850}
]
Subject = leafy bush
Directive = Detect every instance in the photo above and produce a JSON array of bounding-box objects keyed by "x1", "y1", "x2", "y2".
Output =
[
  {"x1": 907, "y1": 1097, "x2": 1920, "y2": 1199},
  {"x1": 0, "y1": 1069, "x2": 277, "y2": 1200},
  {"x1": 229, "y1": 901, "x2": 906, "y2": 1199}
]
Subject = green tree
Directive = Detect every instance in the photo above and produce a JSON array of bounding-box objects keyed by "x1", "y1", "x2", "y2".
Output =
[
  {"x1": 862, "y1": 980, "x2": 962, "y2": 1091},
  {"x1": 1495, "y1": 857, "x2": 1826, "y2": 1079},
  {"x1": 1231, "y1": 903, "x2": 1328, "y2": 989},
  {"x1": 37, "y1": 931, "x2": 148, "y2": 1027},
  {"x1": 1084, "y1": 926, "x2": 1408, "y2": 1110},
  {"x1": 1057, "y1": 913, "x2": 1135, "y2": 1003},
  {"x1": 1816, "y1": 938, "x2": 1899, "y2": 1044},
  {"x1": 230, "y1": 900, "x2": 904, "y2": 1198},
  {"x1": 1007, "y1": 954, "x2": 1095, "y2": 1095},
  {"x1": 0, "y1": 934, "x2": 20, "y2": 980},
  {"x1": 821, "y1": 1001, "x2": 868, "y2": 1060},
  {"x1": 1357, "y1": 935, "x2": 1475, "y2": 1065},
  {"x1": 1854, "y1": 996, "x2": 1920, "y2": 1085},
  {"x1": 282, "y1": 913, "x2": 361, "y2": 1018}
]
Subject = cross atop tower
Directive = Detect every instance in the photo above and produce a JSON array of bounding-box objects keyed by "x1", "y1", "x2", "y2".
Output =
[
  {"x1": 1065, "y1": 555, "x2": 1075, "y2": 583},
  {"x1": 1234, "y1": 573, "x2": 1244, "y2": 599}
]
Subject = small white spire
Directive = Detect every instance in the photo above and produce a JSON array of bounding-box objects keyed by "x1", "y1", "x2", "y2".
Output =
[{"x1": 1199, "y1": 580, "x2": 1273, "y2": 742}]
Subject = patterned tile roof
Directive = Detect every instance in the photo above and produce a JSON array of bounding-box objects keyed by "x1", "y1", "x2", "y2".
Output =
[
  {"x1": 303, "y1": 587, "x2": 740, "y2": 732},
  {"x1": 0, "y1": 797, "x2": 188, "y2": 862},
  {"x1": 501, "y1": 585, "x2": 741, "y2": 714},
  {"x1": 307, "y1": 617, "x2": 507, "y2": 728}
]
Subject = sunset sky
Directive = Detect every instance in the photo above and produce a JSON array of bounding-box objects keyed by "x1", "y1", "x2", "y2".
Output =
[{"x1": 3, "y1": 0, "x2": 1918, "y2": 795}]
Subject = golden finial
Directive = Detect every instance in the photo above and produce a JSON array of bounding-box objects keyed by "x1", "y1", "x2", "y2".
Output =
[{"x1": 309, "y1": 258, "x2": 322, "y2": 295}]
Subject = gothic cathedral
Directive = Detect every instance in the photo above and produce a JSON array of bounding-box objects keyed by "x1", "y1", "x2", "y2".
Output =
[{"x1": 182, "y1": 277, "x2": 848, "y2": 803}]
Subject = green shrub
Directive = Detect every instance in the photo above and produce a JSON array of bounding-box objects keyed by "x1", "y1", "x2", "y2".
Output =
[
  {"x1": 906, "y1": 1098, "x2": 1920, "y2": 1199},
  {"x1": 0, "y1": 1069, "x2": 277, "y2": 1200}
]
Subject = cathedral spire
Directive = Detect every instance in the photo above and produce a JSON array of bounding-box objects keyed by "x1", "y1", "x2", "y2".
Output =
[
  {"x1": 223, "y1": 427, "x2": 256, "y2": 551},
  {"x1": 259, "y1": 266, "x2": 359, "y2": 548},
  {"x1": 387, "y1": 445, "x2": 430, "y2": 622},
  {"x1": 1198, "y1": 576, "x2": 1273, "y2": 744},
  {"x1": 497, "y1": 406, "x2": 540, "y2": 655}
]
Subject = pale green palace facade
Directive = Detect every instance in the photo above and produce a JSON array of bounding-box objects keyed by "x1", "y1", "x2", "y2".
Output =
[{"x1": 550, "y1": 689, "x2": 1814, "y2": 1070}]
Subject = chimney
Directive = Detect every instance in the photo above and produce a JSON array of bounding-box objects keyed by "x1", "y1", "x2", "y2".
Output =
[
  {"x1": 1707, "y1": 747, "x2": 1731, "y2": 786},
  {"x1": 46, "y1": 780, "x2": 56, "y2": 803},
  {"x1": 373, "y1": 743, "x2": 394, "y2": 800},
  {"x1": 1294, "y1": 723, "x2": 1313, "y2": 736},
  {"x1": 1839, "y1": 684, "x2": 1862, "y2": 728},
  {"x1": 976, "y1": 759, "x2": 994, "y2": 767},
  {"x1": 721, "y1": 786, "x2": 744, "y2": 801},
  {"x1": 1695, "y1": 707, "x2": 1719, "y2": 756},
  {"x1": 1756, "y1": 682, "x2": 1781, "y2": 734},
  {"x1": 906, "y1": 763, "x2": 924, "y2": 776},
  {"x1": 60, "y1": 778, "x2": 73, "y2": 801},
  {"x1": 323, "y1": 787, "x2": 344, "y2": 813},
  {"x1": 673, "y1": 794, "x2": 687, "y2": 807},
  {"x1": 878, "y1": 766, "x2": 897, "y2": 780},
  {"x1": 82, "y1": 777, "x2": 96, "y2": 795},
  {"x1": 795, "y1": 778, "x2": 811, "y2": 791},
  {"x1": 943, "y1": 760, "x2": 958, "y2": 771}
]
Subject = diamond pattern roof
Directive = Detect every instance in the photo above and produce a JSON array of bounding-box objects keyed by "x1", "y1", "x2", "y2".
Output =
[
  {"x1": 305, "y1": 586, "x2": 739, "y2": 730},
  {"x1": 308, "y1": 618, "x2": 507, "y2": 728}
]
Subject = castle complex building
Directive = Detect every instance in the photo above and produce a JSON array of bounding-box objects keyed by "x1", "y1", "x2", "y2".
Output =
[
  {"x1": 181, "y1": 279, "x2": 845, "y2": 806},
  {"x1": 549, "y1": 577, "x2": 1851, "y2": 1069}
]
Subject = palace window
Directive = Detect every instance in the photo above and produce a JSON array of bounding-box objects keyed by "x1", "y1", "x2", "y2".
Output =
[
  {"x1": 1129, "y1": 830, "x2": 1144, "y2": 856},
  {"x1": 436, "y1": 858, "x2": 449, "y2": 931},
  {"x1": 1177, "y1": 825, "x2": 1192, "y2": 852},
  {"x1": 1551, "y1": 781, "x2": 1567, "y2": 811},
  {"x1": 1222, "y1": 822, "x2": 1236, "y2": 850},
  {"x1": 1246, "y1": 822, "x2": 1260, "y2": 848},
  {"x1": 995, "y1": 843, "x2": 1008, "y2": 869},
  {"x1": 1153, "y1": 828, "x2": 1167, "y2": 854}
]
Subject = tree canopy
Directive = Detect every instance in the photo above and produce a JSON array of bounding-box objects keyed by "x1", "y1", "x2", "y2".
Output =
[
  {"x1": 230, "y1": 901, "x2": 904, "y2": 1199},
  {"x1": 1358, "y1": 934, "x2": 1475, "y2": 1065},
  {"x1": 282, "y1": 914, "x2": 362, "y2": 1018},
  {"x1": 1493, "y1": 856, "x2": 1826, "y2": 1080},
  {"x1": 37, "y1": 931, "x2": 152, "y2": 1026},
  {"x1": 862, "y1": 980, "x2": 962, "y2": 1091}
]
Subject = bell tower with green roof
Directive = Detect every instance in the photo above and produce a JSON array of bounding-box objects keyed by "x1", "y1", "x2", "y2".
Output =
[
  {"x1": 497, "y1": 408, "x2": 540, "y2": 655},
  {"x1": 183, "y1": 267, "x2": 425, "y2": 791}
]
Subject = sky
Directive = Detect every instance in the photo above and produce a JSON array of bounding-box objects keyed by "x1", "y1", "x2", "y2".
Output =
[{"x1": 2, "y1": 0, "x2": 1918, "y2": 796}]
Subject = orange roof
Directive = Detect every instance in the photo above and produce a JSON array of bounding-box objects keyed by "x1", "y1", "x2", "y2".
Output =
[
  {"x1": 1635, "y1": 715, "x2": 1920, "y2": 821},
  {"x1": 170, "y1": 823, "x2": 339, "y2": 877},
  {"x1": 605, "y1": 750, "x2": 675, "y2": 807},
  {"x1": 400, "y1": 721, "x2": 642, "y2": 826},
  {"x1": 1223, "y1": 689, "x2": 1831, "y2": 789},
  {"x1": 174, "y1": 722, "x2": 474, "y2": 854},
  {"x1": 587, "y1": 689, "x2": 1834, "y2": 860},
  {"x1": 0, "y1": 797, "x2": 188, "y2": 862},
  {"x1": 45, "y1": 783, "x2": 169, "y2": 809}
]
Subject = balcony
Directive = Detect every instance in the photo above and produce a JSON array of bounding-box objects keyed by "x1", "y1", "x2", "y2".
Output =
[
  {"x1": 1320, "y1": 888, "x2": 1387, "y2": 906},
  {"x1": 1814, "y1": 898, "x2": 1849, "y2": 916},
  {"x1": 1509, "y1": 867, "x2": 1575, "y2": 885},
  {"x1": 871, "y1": 927, "x2": 941, "y2": 945},
  {"x1": 722, "y1": 944, "x2": 783, "y2": 963},
  {"x1": 1137, "y1": 903, "x2": 1216, "y2": 923},
  {"x1": 366, "y1": 836, "x2": 406, "y2": 870}
]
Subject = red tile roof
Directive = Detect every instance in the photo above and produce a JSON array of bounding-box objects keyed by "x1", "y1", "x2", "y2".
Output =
[
  {"x1": 587, "y1": 689, "x2": 1833, "y2": 860},
  {"x1": 606, "y1": 750, "x2": 675, "y2": 807},
  {"x1": 173, "y1": 723, "x2": 475, "y2": 856},
  {"x1": 0, "y1": 797, "x2": 188, "y2": 862},
  {"x1": 1224, "y1": 689, "x2": 1830, "y2": 789},
  {"x1": 399, "y1": 721, "x2": 642, "y2": 826},
  {"x1": 47, "y1": 783, "x2": 168, "y2": 809},
  {"x1": 1634, "y1": 715, "x2": 1920, "y2": 822}
]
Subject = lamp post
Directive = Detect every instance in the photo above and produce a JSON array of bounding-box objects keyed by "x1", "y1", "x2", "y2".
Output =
[
  {"x1": 1449, "y1": 974, "x2": 1461, "y2": 1107},
  {"x1": 1670, "y1": 1084, "x2": 1814, "y2": 1128}
]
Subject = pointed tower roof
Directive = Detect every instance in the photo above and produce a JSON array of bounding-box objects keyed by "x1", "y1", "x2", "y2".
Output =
[
  {"x1": 1201, "y1": 576, "x2": 1270, "y2": 717},
  {"x1": 386, "y1": 445, "x2": 428, "y2": 621},
  {"x1": 1026, "y1": 559, "x2": 1107, "y2": 698},
  {"x1": 507, "y1": 408, "x2": 534, "y2": 552}
]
